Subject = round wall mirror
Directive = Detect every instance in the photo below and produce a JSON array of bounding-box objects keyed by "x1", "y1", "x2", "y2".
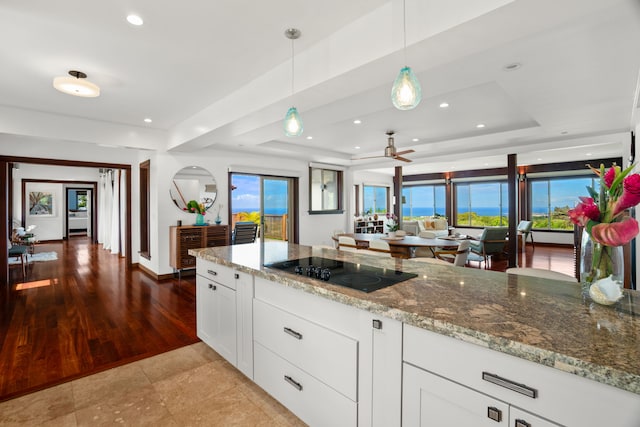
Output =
[{"x1": 170, "y1": 166, "x2": 217, "y2": 212}]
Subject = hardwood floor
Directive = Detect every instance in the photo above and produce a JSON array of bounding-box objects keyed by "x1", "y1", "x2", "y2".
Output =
[
  {"x1": 0, "y1": 237, "x2": 574, "y2": 404},
  {"x1": 0, "y1": 237, "x2": 198, "y2": 402}
]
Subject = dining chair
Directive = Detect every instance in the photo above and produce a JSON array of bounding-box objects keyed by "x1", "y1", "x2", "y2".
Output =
[
  {"x1": 469, "y1": 227, "x2": 508, "y2": 269},
  {"x1": 365, "y1": 239, "x2": 392, "y2": 257},
  {"x1": 337, "y1": 236, "x2": 359, "y2": 252},
  {"x1": 433, "y1": 240, "x2": 470, "y2": 267},
  {"x1": 505, "y1": 267, "x2": 577, "y2": 282},
  {"x1": 232, "y1": 222, "x2": 259, "y2": 244}
]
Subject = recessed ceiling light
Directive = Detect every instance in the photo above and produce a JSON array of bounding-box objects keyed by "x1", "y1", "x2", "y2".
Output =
[
  {"x1": 144, "y1": 118, "x2": 152, "y2": 123},
  {"x1": 439, "y1": 102, "x2": 449, "y2": 108},
  {"x1": 586, "y1": 153, "x2": 592, "y2": 156},
  {"x1": 412, "y1": 138, "x2": 419, "y2": 142},
  {"x1": 127, "y1": 14, "x2": 144, "y2": 26},
  {"x1": 503, "y1": 62, "x2": 522, "y2": 71},
  {"x1": 353, "y1": 119, "x2": 362, "y2": 124},
  {"x1": 354, "y1": 146, "x2": 361, "y2": 149},
  {"x1": 306, "y1": 136, "x2": 313, "y2": 140},
  {"x1": 476, "y1": 123, "x2": 486, "y2": 129},
  {"x1": 537, "y1": 158, "x2": 542, "y2": 161}
]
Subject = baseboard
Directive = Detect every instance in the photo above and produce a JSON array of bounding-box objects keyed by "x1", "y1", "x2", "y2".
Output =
[{"x1": 136, "y1": 263, "x2": 189, "y2": 281}]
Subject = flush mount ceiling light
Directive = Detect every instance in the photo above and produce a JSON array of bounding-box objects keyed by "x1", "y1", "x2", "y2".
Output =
[
  {"x1": 126, "y1": 14, "x2": 144, "y2": 26},
  {"x1": 391, "y1": 0, "x2": 422, "y2": 110},
  {"x1": 283, "y1": 28, "x2": 303, "y2": 137},
  {"x1": 53, "y1": 70, "x2": 100, "y2": 98}
]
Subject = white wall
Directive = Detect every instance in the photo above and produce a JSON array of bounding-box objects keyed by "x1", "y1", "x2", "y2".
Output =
[
  {"x1": 148, "y1": 150, "x2": 351, "y2": 276},
  {"x1": 12, "y1": 164, "x2": 101, "y2": 240}
]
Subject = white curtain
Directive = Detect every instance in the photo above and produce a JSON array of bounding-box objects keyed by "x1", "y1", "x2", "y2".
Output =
[{"x1": 97, "y1": 169, "x2": 126, "y2": 256}]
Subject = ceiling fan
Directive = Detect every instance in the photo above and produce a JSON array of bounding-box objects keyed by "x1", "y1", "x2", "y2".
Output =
[{"x1": 354, "y1": 131, "x2": 415, "y2": 163}]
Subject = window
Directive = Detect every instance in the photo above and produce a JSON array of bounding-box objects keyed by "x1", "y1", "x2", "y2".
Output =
[
  {"x1": 76, "y1": 191, "x2": 87, "y2": 210},
  {"x1": 402, "y1": 185, "x2": 445, "y2": 220},
  {"x1": 530, "y1": 176, "x2": 596, "y2": 230},
  {"x1": 363, "y1": 185, "x2": 388, "y2": 216},
  {"x1": 309, "y1": 167, "x2": 343, "y2": 214},
  {"x1": 455, "y1": 181, "x2": 509, "y2": 227}
]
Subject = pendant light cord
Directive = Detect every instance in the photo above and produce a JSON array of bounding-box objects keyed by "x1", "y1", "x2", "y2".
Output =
[
  {"x1": 402, "y1": 0, "x2": 407, "y2": 66},
  {"x1": 291, "y1": 38, "x2": 295, "y2": 99}
]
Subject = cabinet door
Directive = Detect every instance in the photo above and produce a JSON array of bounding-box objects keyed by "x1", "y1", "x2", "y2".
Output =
[
  {"x1": 235, "y1": 269, "x2": 254, "y2": 379},
  {"x1": 196, "y1": 276, "x2": 216, "y2": 348},
  {"x1": 403, "y1": 363, "x2": 509, "y2": 426},
  {"x1": 196, "y1": 275, "x2": 237, "y2": 364},
  {"x1": 510, "y1": 407, "x2": 560, "y2": 427}
]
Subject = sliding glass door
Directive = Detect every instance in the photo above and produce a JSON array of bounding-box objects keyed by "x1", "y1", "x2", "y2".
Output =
[{"x1": 230, "y1": 173, "x2": 296, "y2": 243}]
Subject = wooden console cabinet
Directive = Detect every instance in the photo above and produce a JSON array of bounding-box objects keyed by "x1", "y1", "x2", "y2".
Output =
[{"x1": 169, "y1": 225, "x2": 229, "y2": 271}]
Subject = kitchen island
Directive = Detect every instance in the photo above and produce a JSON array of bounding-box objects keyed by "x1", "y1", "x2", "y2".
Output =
[{"x1": 190, "y1": 241, "x2": 640, "y2": 426}]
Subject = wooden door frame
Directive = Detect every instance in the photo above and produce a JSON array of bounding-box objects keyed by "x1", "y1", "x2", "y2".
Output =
[{"x1": 1, "y1": 156, "x2": 132, "y2": 286}]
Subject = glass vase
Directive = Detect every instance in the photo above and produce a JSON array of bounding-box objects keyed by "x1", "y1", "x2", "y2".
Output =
[
  {"x1": 580, "y1": 230, "x2": 624, "y2": 305},
  {"x1": 195, "y1": 213, "x2": 205, "y2": 226}
]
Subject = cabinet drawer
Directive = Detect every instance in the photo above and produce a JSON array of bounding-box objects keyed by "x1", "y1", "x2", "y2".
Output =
[
  {"x1": 196, "y1": 260, "x2": 236, "y2": 289},
  {"x1": 403, "y1": 324, "x2": 640, "y2": 427},
  {"x1": 254, "y1": 343, "x2": 357, "y2": 427},
  {"x1": 403, "y1": 363, "x2": 510, "y2": 426},
  {"x1": 254, "y1": 299, "x2": 357, "y2": 401}
]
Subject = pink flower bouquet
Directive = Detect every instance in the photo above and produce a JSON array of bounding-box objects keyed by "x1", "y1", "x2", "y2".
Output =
[{"x1": 568, "y1": 163, "x2": 640, "y2": 304}]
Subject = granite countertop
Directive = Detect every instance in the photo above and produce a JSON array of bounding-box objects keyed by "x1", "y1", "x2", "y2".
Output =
[{"x1": 189, "y1": 241, "x2": 640, "y2": 395}]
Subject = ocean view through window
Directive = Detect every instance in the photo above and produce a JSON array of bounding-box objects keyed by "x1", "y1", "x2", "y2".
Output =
[
  {"x1": 530, "y1": 176, "x2": 597, "y2": 230},
  {"x1": 456, "y1": 181, "x2": 509, "y2": 227}
]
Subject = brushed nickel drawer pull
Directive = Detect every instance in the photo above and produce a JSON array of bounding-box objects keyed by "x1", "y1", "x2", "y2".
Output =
[
  {"x1": 284, "y1": 375, "x2": 303, "y2": 391},
  {"x1": 482, "y1": 372, "x2": 538, "y2": 398},
  {"x1": 207, "y1": 269, "x2": 217, "y2": 276},
  {"x1": 487, "y1": 406, "x2": 502, "y2": 422},
  {"x1": 515, "y1": 419, "x2": 531, "y2": 427},
  {"x1": 283, "y1": 327, "x2": 303, "y2": 340}
]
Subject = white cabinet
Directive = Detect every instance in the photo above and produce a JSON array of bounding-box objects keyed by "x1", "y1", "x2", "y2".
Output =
[
  {"x1": 196, "y1": 275, "x2": 236, "y2": 362},
  {"x1": 403, "y1": 363, "x2": 511, "y2": 426},
  {"x1": 196, "y1": 260, "x2": 254, "y2": 379},
  {"x1": 403, "y1": 324, "x2": 640, "y2": 427},
  {"x1": 252, "y1": 276, "x2": 402, "y2": 427}
]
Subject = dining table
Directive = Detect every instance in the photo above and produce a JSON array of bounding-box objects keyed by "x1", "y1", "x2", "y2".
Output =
[{"x1": 335, "y1": 233, "x2": 460, "y2": 259}]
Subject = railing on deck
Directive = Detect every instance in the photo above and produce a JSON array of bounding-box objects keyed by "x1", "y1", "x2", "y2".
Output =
[{"x1": 232, "y1": 213, "x2": 288, "y2": 241}]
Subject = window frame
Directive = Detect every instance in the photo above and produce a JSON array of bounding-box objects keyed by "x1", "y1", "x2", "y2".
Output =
[
  {"x1": 528, "y1": 174, "x2": 597, "y2": 231},
  {"x1": 362, "y1": 184, "x2": 390, "y2": 216},
  {"x1": 454, "y1": 180, "x2": 509, "y2": 228},
  {"x1": 308, "y1": 167, "x2": 344, "y2": 214},
  {"x1": 401, "y1": 184, "x2": 446, "y2": 220}
]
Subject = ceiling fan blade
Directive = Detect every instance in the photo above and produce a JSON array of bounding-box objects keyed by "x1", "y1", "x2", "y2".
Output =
[
  {"x1": 352, "y1": 155, "x2": 385, "y2": 160},
  {"x1": 394, "y1": 156, "x2": 412, "y2": 163},
  {"x1": 395, "y1": 149, "x2": 415, "y2": 156}
]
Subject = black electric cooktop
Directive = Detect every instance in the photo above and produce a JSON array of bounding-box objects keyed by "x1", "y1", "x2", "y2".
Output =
[{"x1": 264, "y1": 257, "x2": 417, "y2": 293}]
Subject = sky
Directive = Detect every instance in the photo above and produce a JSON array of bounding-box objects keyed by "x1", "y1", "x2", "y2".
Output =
[{"x1": 231, "y1": 174, "x2": 289, "y2": 213}]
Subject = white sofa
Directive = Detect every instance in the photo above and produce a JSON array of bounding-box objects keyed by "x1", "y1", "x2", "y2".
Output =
[{"x1": 404, "y1": 218, "x2": 449, "y2": 237}]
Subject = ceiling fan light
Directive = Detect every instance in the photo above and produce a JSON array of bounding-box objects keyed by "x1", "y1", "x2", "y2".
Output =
[
  {"x1": 283, "y1": 106, "x2": 303, "y2": 137},
  {"x1": 391, "y1": 66, "x2": 421, "y2": 110},
  {"x1": 53, "y1": 71, "x2": 100, "y2": 98}
]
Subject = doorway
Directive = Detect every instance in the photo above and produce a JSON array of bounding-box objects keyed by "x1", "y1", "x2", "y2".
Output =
[
  {"x1": 230, "y1": 173, "x2": 298, "y2": 243},
  {"x1": 66, "y1": 187, "x2": 93, "y2": 238}
]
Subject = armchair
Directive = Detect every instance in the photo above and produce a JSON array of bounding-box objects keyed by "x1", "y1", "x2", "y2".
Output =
[
  {"x1": 468, "y1": 227, "x2": 508, "y2": 268},
  {"x1": 517, "y1": 220, "x2": 534, "y2": 248}
]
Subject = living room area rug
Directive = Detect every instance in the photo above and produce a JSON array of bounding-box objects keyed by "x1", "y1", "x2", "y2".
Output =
[{"x1": 8, "y1": 252, "x2": 58, "y2": 264}]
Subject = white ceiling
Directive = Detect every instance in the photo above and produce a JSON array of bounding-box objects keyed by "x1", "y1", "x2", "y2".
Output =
[{"x1": 1, "y1": 0, "x2": 639, "y2": 175}]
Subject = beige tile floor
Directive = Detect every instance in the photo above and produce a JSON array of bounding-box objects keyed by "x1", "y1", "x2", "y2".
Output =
[{"x1": 0, "y1": 343, "x2": 306, "y2": 426}]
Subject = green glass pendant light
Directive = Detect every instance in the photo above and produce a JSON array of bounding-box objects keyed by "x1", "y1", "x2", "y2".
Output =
[
  {"x1": 391, "y1": 0, "x2": 422, "y2": 110},
  {"x1": 283, "y1": 28, "x2": 303, "y2": 137}
]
